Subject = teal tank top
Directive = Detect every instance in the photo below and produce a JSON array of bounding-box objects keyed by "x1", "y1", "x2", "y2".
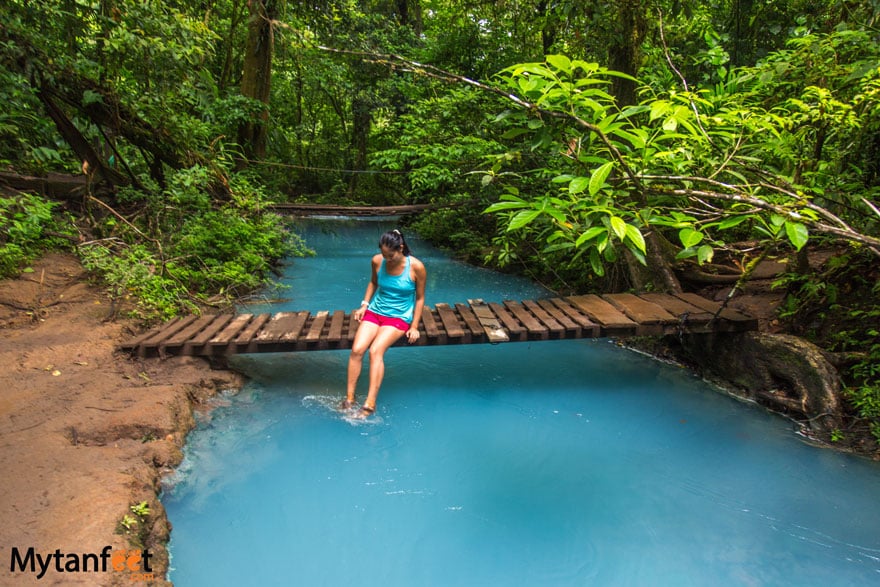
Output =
[{"x1": 368, "y1": 256, "x2": 416, "y2": 323}]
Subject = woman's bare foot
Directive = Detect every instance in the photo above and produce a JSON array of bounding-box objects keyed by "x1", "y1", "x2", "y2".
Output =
[
  {"x1": 356, "y1": 405, "x2": 375, "y2": 419},
  {"x1": 338, "y1": 397, "x2": 356, "y2": 411}
]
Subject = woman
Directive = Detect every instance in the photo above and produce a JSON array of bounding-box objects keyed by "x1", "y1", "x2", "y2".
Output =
[{"x1": 342, "y1": 229, "x2": 426, "y2": 418}]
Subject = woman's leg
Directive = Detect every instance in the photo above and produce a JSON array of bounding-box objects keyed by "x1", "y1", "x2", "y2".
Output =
[
  {"x1": 361, "y1": 325, "x2": 407, "y2": 412},
  {"x1": 346, "y1": 320, "x2": 379, "y2": 405}
]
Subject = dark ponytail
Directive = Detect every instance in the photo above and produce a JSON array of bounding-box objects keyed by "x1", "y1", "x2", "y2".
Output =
[{"x1": 379, "y1": 229, "x2": 410, "y2": 256}]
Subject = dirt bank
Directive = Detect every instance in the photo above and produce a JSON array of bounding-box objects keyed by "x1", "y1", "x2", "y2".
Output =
[{"x1": 0, "y1": 253, "x2": 243, "y2": 586}]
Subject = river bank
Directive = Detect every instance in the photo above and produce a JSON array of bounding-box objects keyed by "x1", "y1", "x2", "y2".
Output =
[{"x1": 0, "y1": 253, "x2": 241, "y2": 586}]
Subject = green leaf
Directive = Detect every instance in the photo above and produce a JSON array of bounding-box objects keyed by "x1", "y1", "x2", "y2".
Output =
[
  {"x1": 546, "y1": 54, "x2": 572, "y2": 73},
  {"x1": 575, "y1": 226, "x2": 607, "y2": 247},
  {"x1": 508, "y1": 209, "x2": 542, "y2": 231},
  {"x1": 609, "y1": 216, "x2": 627, "y2": 241},
  {"x1": 589, "y1": 248, "x2": 605, "y2": 276},
  {"x1": 716, "y1": 215, "x2": 749, "y2": 229},
  {"x1": 785, "y1": 221, "x2": 809, "y2": 251},
  {"x1": 501, "y1": 128, "x2": 530, "y2": 139},
  {"x1": 484, "y1": 200, "x2": 527, "y2": 213},
  {"x1": 569, "y1": 176, "x2": 590, "y2": 194},
  {"x1": 697, "y1": 245, "x2": 714, "y2": 264},
  {"x1": 675, "y1": 248, "x2": 698, "y2": 260},
  {"x1": 628, "y1": 247, "x2": 646, "y2": 266},
  {"x1": 624, "y1": 224, "x2": 646, "y2": 253},
  {"x1": 678, "y1": 228, "x2": 704, "y2": 248},
  {"x1": 589, "y1": 162, "x2": 614, "y2": 196}
]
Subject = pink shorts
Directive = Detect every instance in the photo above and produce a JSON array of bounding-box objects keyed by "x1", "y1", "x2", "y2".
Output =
[{"x1": 362, "y1": 309, "x2": 410, "y2": 332}]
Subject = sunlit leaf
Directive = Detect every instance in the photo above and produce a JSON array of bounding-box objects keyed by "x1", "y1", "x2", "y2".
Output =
[
  {"x1": 610, "y1": 216, "x2": 627, "y2": 240},
  {"x1": 785, "y1": 221, "x2": 809, "y2": 250},
  {"x1": 546, "y1": 54, "x2": 572, "y2": 73},
  {"x1": 569, "y1": 176, "x2": 590, "y2": 194},
  {"x1": 507, "y1": 209, "x2": 541, "y2": 231},
  {"x1": 678, "y1": 228, "x2": 703, "y2": 248},
  {"x1": 697, "y1": 245, "x2": 714, "y2": 264},
  {"x1": 575, "y1": 226, "x2": 607, "y2": 247},
  {"x1": 589, "y1": 162, "x2": 614, "y2": 196},
  {"x1": 624, "y1": 224, "x2": 646, "y2": 253}
]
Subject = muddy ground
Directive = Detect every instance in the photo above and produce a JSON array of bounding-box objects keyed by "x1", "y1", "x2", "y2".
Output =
[{"x1": 0, "y1": 253, "x2": 242, "y2": 586}]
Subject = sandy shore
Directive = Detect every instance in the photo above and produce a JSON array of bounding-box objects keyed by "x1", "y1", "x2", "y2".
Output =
[{"x1": 0, "y1": 253, "x2": 243, "y2": 586}]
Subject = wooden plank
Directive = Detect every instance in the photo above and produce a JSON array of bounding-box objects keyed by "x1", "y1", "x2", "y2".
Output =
[
  {"x1": 162, "y1": 315, "x2": 219, "y2": 349},
  {"x1": 503, "y1": 300, "x2": 548, "y2": 340},
  {"x1": 535, "y1": 299, "x2": 582, "y2": 337},
  {"x1": 565, "y1": 295, "x2": 638, "y2": 336},
  {"x1": 468, "y1": 299, "x2": 509, "y2": 343},
  {"x1": 235, "y1": 313, "x2": 272, "y2": 344},
  {"x1": 548, "y1": 298, "x2": 601, "y2": 337},
  {"x1": 304, "y1": 311, "x2": 330, "y2": 342},
  {"x1": 604, "y1": 293, "x2": 676, "y2": 323},
  {"x1": 488, "y1": 302, "x2": 526, "y2": 340},
  {"x1": 638, "y1": 292, "x2": 710, "y2": 317},
  {"x1": 603, "y1": 292, "x2": 676, "y2": 335},
  {"x1": 637, "y1": 293, "x2": 713, "y2": 324},
  {"x1": 326, "y1": 310, "x2": 346, "y2": 342},
  {"x1": 420, "y1": 306, "x2": 444, "y2": 344},
  {"x1": 210, "y1": 314, "x2": 255, "y2": 346},
  {"x1": 256, "y1": 311, "x2": 310, "y2": 342},
  {"x1": 523, "y1": 299, "x2": 566, "y2": 337},
  {"x1": 455, "y1": 303, "x2": 486, "y2": 340},
  {"x1": 119, "y1": 320, "x2": 178, "y2": 351},
  {"x1": 436, "y1": 303, "x2": 466, "y2": 339},
  {"x1": 673, "y1": 292, "x2": 759, "y2": 328},
  {"x1": 347, "y1": 315, "x2": 360, "y2": 342},
  {"x1": 188, "y1": 314, "x2": 235, "y2": 345},
  {"x1": 140, "y1": 316, "x2": 197, "y2": 347}
]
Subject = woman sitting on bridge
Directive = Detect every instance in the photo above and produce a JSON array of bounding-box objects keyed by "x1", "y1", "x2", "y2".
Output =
[{"x1": 342, "y1": 229, "x2": 426, "y2": 418}]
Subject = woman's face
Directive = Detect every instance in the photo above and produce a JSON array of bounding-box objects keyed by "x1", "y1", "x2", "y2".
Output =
[{"x1": 380, "y1": 244, "x2": 404, "y2": 263}]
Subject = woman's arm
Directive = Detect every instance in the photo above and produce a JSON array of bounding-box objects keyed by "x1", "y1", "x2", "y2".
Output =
[
  {"x1": 406, "y1": 257, "x2": 427, "y2": 343},
  {"x1": 353, "y1": 255, "x2": 381, "y2": 321}
]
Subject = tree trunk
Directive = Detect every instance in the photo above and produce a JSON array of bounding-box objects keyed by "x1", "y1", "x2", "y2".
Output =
[
  {"x1": 238, "y1": 0, "x2": 282, "y2": 163},
  {"x1": 608, "y1": 0, "x2": 647, "y2": 107},
  {"x1": 346, "y1": 95, "x2": 371, "y2": 199},
  {"x1": 395, "y1": 0, "x2": 423, "y2": 35},
  {"x1": 536, "y1": 0, "x2": 558, "y2": 54}
]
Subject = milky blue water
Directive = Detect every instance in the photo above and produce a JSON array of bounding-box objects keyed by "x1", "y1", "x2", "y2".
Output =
[{"x1": 163, "y1": 218, "x2": 880, "y2": 586}]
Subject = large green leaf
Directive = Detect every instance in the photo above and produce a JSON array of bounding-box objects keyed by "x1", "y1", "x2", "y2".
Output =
[
  {"x1": 508, "y1": 209, "x2": 542, "y2": 231},
  {"x1": 609, "y1": 216, "x2": 627, "y2": 240},
  {"x1": 589, "y1": 248, "x2": 605, "y2": 276},
  {"x1": 678, "y1": 228, "x2": 704, "y2": 248},
  {"x1": 589, "y1": 161, "x2": 614, "y2": 196},
  {"x1": 785, "y1": 221, "x2": 809, "y2": 251},
  {"x1": 575, "y1": 226, "x2": 607, "y2": 247},
  {"x1": 546, "y1": 54, "x2": 572, "y2": 73},
  {"x1": 624, "y1": 224, "x2": 646, "y2": 253},
  {"x1": 569, "y1": 176, "x2": 590, "y2": 194}
]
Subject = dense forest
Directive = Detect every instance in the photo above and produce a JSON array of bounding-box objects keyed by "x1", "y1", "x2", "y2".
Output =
[{"x1": 1, "y1": 1, "x2": 878, "y2": 449}]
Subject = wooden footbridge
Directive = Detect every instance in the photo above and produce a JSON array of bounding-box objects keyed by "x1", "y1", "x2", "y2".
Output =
[{"x1": 120, "y1": 292, "x2": 757, "y2": 359}]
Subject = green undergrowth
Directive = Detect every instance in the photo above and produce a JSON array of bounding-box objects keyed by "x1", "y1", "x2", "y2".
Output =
[
  {"x1": 0, "y1": 192, "x2": 76, "y2": 277},
  {"x1": 78, "y1": 205, "x2": 311, "y2": 323},
  {"x1": 2, "y1": 171, "x2": 313, "y2": 324},
  {"x1": 774, "y1": 246, "x2": 880, "y2": 447}
]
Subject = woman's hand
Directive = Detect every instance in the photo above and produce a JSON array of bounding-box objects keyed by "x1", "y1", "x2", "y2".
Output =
[
  {"x1": 406, "y1": 327, "x2": 420, "y2": 344},
  {"x1": 353, "y1": 306, "x2": 367, "y2": 322}
]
